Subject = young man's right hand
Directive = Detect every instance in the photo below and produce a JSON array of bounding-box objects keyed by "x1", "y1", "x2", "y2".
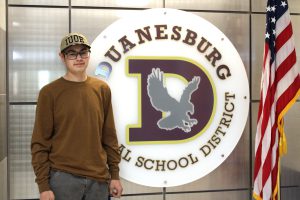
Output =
[{"x1": 40, "y1": 190, "x2": 55, "y2": 200}]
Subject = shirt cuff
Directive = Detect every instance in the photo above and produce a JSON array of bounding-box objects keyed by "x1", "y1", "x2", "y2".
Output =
[
  {"x1": 110, "y1": 170, "x2": 120, "y2": 180},
  {"x1": 38, "y1": 181, "x2": 51, "y2": 193}
]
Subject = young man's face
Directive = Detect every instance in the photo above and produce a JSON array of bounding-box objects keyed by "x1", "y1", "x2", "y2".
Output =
[{"x1": 60, "y1": 44, "x2": 90, "y2": 75}]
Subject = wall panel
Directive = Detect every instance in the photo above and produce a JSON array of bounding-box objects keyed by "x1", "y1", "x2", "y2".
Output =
[
  {"x1": 9, "y1": 105, "x2": 38, "y2": 199},
  {"x1": 250, "y1": 14, "x2": 264, "y2": 101},
  {"x1": 112, "y1": 195, "x2": 163, "y2": 200},
  {"x1": 167, "y1": 190, "x2": 249, "y2": 200},
  {"x1": 8, "y1": 0, "x2": 68, "y2": 6},
  {"x1": 281, "y1": 187, "x2": 300, "y2": 200},
  {"x1": 72, "y1": 0, "x2": 162, "y2": 8},
  {"x1": 8, "y1": 7, "x2": 68, "y2": 102},
  {"x1": 0, "y1": 0, "x2": 7, "y2": 199},
  {"x1": 0, "y1": 95, "x2": 6, "y2": 165},
  {"x1": 72, "y1": 9, "x2": 143, "y2": 43},
  {"x1": 165, "y1": 0, "x2": 249, "y2": 11},
  {"x1": 0, "y1": 0, "x2": 5, "y2": 94},
  {"x1": 0, "y1": 0, "x2": 7, "y2": 158},
  {"x1": 281, "y1": 102, "x2": 300, "y2": 187},
  {"x1": 194, "y1": 12, "x2": 250, "y2": 77},
  {"x1": 252, "y1": 0, "x2": 300, "y2": 13},
  {"x1": 0, "y1": 95, "x2": 7, "y2": 200},
  {"x1": 120, "y1": 178, "x2": 162, "y2": 196}
]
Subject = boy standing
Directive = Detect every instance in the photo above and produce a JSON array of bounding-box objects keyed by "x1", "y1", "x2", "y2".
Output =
[{"x1": 31, "y1": 33, "x2": 123, "y2": 200}]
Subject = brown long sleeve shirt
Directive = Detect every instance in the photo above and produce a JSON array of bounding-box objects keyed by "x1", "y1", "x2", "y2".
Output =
[{"x1": 31, "y1": 76, "x2": 120, "y2": 193}]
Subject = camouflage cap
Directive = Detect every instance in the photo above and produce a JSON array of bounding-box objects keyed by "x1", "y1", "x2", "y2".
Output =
[{"x1": 60, "y1": 32, "x2": 91, "y2": 52}]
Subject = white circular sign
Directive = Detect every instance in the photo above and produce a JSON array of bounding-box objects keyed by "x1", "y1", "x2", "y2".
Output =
[{"x1": 88, "y1": 8, "x2": 249, "y2": 187}]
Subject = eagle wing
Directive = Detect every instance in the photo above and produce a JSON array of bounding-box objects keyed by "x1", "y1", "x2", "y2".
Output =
[
  {"x1": 147, "y1": 68, "x2": 178, "y2": 112},
  {"x1": 180, "y1": 76, "x2": 201, "y2": 103}
]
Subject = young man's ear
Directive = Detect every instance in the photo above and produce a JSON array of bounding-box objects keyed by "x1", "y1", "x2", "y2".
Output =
[{"x1": 59, "y1": 52, "x2": 66, "y2": 63}]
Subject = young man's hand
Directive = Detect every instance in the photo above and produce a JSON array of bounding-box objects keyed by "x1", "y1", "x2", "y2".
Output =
[
  {"x1": 109, "y1": 180, "x2": 123, "y2": 198},
  {"x1": 40, "y1": 190, "x2": 55, "y2": 200}
]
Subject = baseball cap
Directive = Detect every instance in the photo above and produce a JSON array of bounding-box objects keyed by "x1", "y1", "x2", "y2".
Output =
[{"x1": 60, "y1": 32, "x2": 91, "y2": 52}]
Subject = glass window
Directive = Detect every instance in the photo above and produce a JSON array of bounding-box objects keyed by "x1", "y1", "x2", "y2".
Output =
[{"x1": 8, "y1": 7, "x2": 69, "y2": 102}]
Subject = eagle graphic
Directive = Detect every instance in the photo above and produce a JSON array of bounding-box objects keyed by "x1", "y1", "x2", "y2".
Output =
[{"x1": 147, "y1": 68, "x2": 201, "y2": 133}]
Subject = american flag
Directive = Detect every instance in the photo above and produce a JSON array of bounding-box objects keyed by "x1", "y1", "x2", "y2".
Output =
[{"x1": 253, "y1": 0, "x2": 300, "y2": 200}]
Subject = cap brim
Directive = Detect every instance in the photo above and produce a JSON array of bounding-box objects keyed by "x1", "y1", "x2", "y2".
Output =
[{"x1": 61, "y1": 44, "x2": 91, "y2": 52}]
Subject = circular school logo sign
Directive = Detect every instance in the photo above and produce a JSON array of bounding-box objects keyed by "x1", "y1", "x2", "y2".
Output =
[{"x1": 88, "y1": 8, "x2": 249, "y2": 187}]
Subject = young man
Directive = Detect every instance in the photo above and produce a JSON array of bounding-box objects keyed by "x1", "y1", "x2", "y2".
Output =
[{"x1": 31, "y1": 33, "x2": 123, "y2": 200}]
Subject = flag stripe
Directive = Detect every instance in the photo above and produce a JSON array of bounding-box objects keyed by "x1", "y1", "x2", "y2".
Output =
[
  {"x1": 277, "y1": 65, "x2": 299, "y2": 99},
  {"x1": 276, "y1": 50, "x2": 296, "y2": 81},
  {"x1": 275, "y1": 23, "x2": 292, "y2": 52},
  {"x1": 275, "y1": 10, "x2": 291, "y2": 36},
  {"x1": 276, "y1": 37, "x2": 296, "y2": 68},
  {"x1": 277, "y1": 77, "x2": 300, "y2": 113}
]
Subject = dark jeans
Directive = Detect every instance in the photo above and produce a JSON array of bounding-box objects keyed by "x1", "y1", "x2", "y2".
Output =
[{"x1": 49, "y1": 170, "x2": 109, "y2": 200}]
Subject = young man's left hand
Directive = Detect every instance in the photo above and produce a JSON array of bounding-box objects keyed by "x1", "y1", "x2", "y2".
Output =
[{"x1": 109, "y1": 179, "x2": 123, "y2": 198}]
